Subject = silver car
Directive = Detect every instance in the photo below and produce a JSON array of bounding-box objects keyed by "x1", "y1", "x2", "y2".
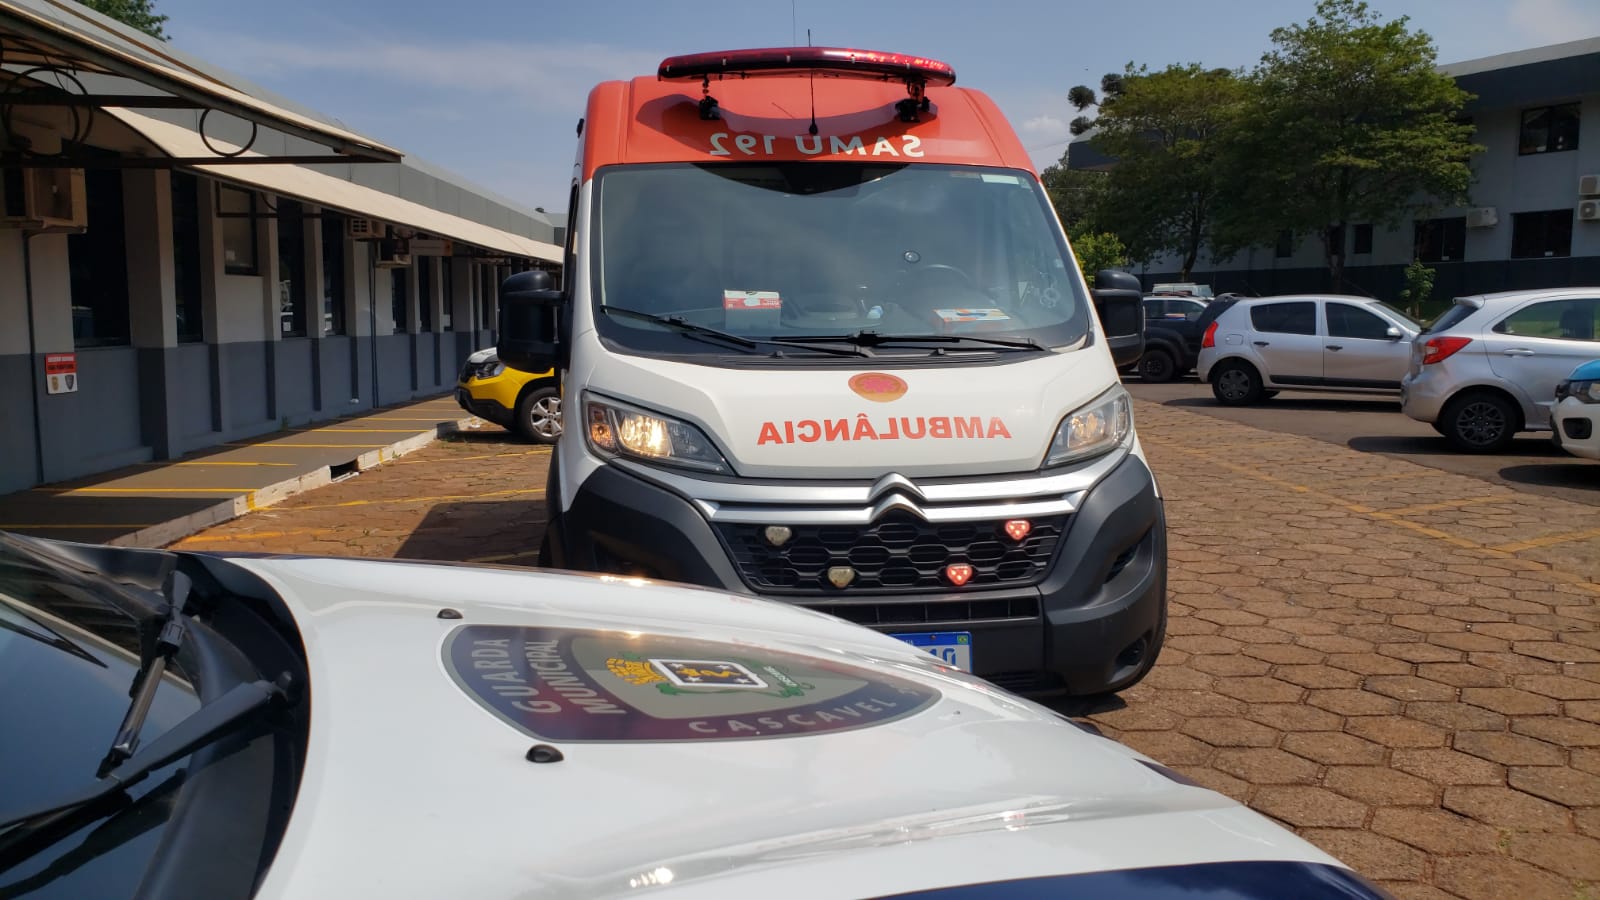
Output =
[
  {"x1": 1401, "y1": 289, "x2": 1600, "y2": 452},
  {"x1": 1196, "y1": 295, "x2": 1422, "y2": 406}
]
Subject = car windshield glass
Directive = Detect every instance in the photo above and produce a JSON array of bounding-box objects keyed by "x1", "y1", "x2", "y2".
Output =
[
  {"x1": 0, "y1": 548, "x2": 200, "y2": 897},
  {"x1": 592, "y1": 163, "x2": 1089, "y2": 357},
  {"x1": 1374, "y1": 301, "x2": 1422, "y2": 330}
]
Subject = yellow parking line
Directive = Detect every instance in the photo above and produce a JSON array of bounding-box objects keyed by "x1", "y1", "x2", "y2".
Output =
[
  {"x1": 287, "y1": 487, "x2": 545, "y2": 511},
  {"x1": 466, "y1": 551, "x2": 541, "y2": 564},
  {"x1": 1379, "y1": 496, "x2": 1513, "y2": 516},
  {"x1": 173, "y1": 527, "x2": 338, "y2": 545},
  {"x1": 223, "y1": 443, "x2": 386, "y2": 448},
  {"x1": 391, "y1": 449, "x2": 547, "y2": 465},
  {"x1": 33, "y1": 487, "x2": 258, "y2": 494},
  {"x1": 0, "y1": 523, "x2": 156, "y2": 529},
  {"x1": 1493, "y1": 527, "x2": 1600, "y2": 554},
  {"x1": 291, "y1": 428, "x2": 436, "y2": 434}
]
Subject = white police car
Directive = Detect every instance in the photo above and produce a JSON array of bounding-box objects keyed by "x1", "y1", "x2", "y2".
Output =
[{"x1": 0, "y1": 532, "x2": 1384, "y2": 899}]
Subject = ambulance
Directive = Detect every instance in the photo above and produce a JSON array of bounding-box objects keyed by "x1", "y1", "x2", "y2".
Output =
[{"x1": 498, "y1": 47, "x2": 1166, "y2": 697}]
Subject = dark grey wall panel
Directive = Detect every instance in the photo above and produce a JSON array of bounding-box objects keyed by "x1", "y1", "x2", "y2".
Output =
[
  {"x1": 175, "y1": 343, "x2": 213, "y2": 440},
  {"x1": 226, "y1": 341, "x2": 270, "y2": 429},
  {"x1": 0, "y1": 354, "x2": 40, "y2": 493},
  {"x1": 275, "y1": 339, "x2": 316, "y2": 421},
  {"x1": 413, "y1": 333, "x2": 436, "y2": 393},
  {"x1": 376, "y1": 334, "x2": 414, "y2": 406},
  {"x1": 318, "y1": 337, "x2": 355, "y2": 415},
  {"x1": 37, "y1": 347, "x2": 147, "y2": 483},
  {"x1": 1140, "y1": 255, "x2": 1600, "y2": 302}
]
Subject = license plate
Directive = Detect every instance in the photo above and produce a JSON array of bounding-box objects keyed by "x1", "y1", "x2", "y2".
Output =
[{"x1": 893, "y1": 631, "x2": 973, "y2": 671}]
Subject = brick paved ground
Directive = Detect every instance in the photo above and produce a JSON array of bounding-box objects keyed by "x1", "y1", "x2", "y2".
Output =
[{"x1": 170, "y1": 403, "x2": 1600, "y2": 899}]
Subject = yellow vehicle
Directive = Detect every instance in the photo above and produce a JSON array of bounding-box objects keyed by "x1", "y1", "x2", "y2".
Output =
[{"x1": 455, "y1": 348, "x2": 562, "y2": 443}]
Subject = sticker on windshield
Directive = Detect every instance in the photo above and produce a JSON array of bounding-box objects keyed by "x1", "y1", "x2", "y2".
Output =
[
  {"x1": 934, "y1": 308, "x2": 1011, "y2": 323},
  {"x1": 443, "y1": 625, "x2": 941, "y2": 742}
]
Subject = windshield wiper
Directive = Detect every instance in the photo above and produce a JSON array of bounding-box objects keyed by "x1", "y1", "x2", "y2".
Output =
[
  {"x1": 96, "y1": 570, "x2": 193, "y2": 777},
  {"x1": 773, "y1": 331, "x2": 1047, "y2": 352},
  {"x1": 602, "y1": 306, "x2": 869, "y2": 357},
  {"x1": 0, "y1": 677, "x2": 288, "y2": 864}
]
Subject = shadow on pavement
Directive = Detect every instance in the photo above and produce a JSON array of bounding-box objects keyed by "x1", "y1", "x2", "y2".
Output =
[
  {"x1": 1349, "y1": 435, "x2": 1568, "y2": 458},
  {"x1": 1500, "y1": 463, "x2": 1600, "y2": 492},
  {"x1": 396, "y1": 500, "x2": 548, "y2": 563},
  {"x1": 1045, "y1": 692, "x2": 1127, "y2": 723},
  {"x1": 1165, "y1": 396, "x2": 1401, "y2": 414}
]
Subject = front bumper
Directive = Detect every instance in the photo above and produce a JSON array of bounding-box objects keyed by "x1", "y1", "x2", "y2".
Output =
[
  {"x1": 455, "y1": 386, "x2": 512, "y2": 426},
  {"x1": 1553, "y1": 398, "x2": 1600, "y2": 460},
  {"x1": 547, "y1": 453, "x2": 1167, "y2": 696}
]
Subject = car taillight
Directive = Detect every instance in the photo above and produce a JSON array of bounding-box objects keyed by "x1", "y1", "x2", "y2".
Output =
[
  {"x1": 1421, "y1": 336, "x2": 1472, "y2": 365},
  {"x1": 1201, "y1": 321, "x2": 1218, "y2": 349}
]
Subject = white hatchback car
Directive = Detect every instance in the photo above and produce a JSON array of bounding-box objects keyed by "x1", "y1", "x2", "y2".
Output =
[
  {"x1": 1553, "y1": 359, "x2": 1600, "y2": 460},
  {"x1": 1196, "y1": 295, "x2": 1422, "y2": 405},
  {"x1": 1401, "y1": 290, "x2": 1600, "y2": 452}
]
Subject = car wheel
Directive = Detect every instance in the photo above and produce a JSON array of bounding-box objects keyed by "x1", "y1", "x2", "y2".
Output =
[
  {"x1": 1211, "y1": 361, "x2": 1265, "y2": 406},
  {"x1": 1138, "y1": 349, "x2": 1177, "y2": 383},
  {"x1": 514, "y1": 387, "x2": 563, "y2": 444},
  {"x1": 1441, "y1": 392, "x2": 1518, "y2": 453}
]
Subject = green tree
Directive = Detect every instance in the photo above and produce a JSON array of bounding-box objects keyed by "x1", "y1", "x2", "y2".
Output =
[
  {"x1": 74, "y1": 0, "x2": 168, "y2": 40},
  {"x1": 1068, "y1": 231, "x2": 1129, "y2": 287},
  {"x1": 1067, "y1": 63, "x2": 1248, "y2": 280},
  {"x1": 1212, "y1": 0, "x2": 1480, "y2": 288},
  {"x1": 1039, "y1": 160, "x2": 1109, "y2": 236},
  {"x1": 1398, "y1": 259, "x2": 1436, "y2": 318}
]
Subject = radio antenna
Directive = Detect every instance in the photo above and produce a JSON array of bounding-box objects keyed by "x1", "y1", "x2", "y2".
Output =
[{"x1": 806, "y1": 28, "x2": 818, "y2": 135}]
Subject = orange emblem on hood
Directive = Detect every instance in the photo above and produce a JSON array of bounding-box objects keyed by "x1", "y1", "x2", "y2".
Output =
[{"x1": 849, "y1": 372, "x2": 908, "y2": 403}]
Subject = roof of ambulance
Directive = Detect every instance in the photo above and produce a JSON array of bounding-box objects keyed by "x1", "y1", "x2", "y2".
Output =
[{"x1": 579, "y1": 74, "x2": 1036, "y2": 179}]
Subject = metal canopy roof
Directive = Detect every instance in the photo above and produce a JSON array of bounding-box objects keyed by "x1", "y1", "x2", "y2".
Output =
[{"x1": 0, "y1": 0, "x2": 401, "y2": 166}]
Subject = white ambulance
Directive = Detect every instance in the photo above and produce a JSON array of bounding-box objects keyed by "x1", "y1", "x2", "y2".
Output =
[{"x1": 498, "y1": 47, "x2": 1165, "y2": 697}]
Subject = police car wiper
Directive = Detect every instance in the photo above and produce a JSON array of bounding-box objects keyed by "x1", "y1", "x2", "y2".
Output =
[
  {"x1": 777, "y1": 331, "x2": 1046, "y2": 351},
  {"x1": 96, "y1": 569, "x2": 194, "y2": 778},
  {"x1": 0, "y1": 677, "x2": 288, "y2": 857},
  {"x1": 603, "y1": 306, "x2": 868, "y2": 357}
]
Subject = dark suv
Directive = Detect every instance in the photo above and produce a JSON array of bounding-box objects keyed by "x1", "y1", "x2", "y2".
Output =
[{"x1": 1134, "y1": 294, "x2": 1230, "y2": 382}]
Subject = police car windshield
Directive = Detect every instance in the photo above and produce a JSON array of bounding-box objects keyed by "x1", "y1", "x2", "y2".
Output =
[{"x1": 592, "y1": 163, "x2": 1090, "y2": 358}]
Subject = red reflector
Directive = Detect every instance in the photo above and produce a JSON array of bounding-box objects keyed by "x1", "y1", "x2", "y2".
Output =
[
  {"x1": 944, "y1": 563, "x2": 973, "y2": 586},
  {"x1": 1422, "y1": 336, "x2": 1472, "y2": 365},
  {"x1": 1004, "y1": 519, "x2": 1031, "y2": 541},
  {"x1": 659, "y1": 47, "x2": 956, "y2": 87},
  {"x1": 1201, "y1": 321, "x2": 1218, "y2": 349}
]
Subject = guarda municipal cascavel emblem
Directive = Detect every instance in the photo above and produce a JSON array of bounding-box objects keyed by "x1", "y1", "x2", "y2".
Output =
[{"x1": 443, "y1": 625, "x2": 940, "y2": 742}]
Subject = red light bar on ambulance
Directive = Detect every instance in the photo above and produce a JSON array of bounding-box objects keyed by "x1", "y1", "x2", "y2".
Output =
[{"x1": 659, "y1": 47, "x2": 956, "y2": 87}]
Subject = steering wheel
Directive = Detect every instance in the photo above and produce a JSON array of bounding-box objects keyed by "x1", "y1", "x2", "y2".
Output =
[{"x1": 911, "y1": 263, "x2": 974, "y2": 287}]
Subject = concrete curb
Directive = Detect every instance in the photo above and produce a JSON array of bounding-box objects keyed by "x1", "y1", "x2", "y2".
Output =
[{"x1": 112, "y1": 416, "x2": 475, "y2": 549}]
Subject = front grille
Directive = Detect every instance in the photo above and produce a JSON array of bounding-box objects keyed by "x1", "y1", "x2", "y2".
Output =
[
  {"x1": 716, "y1": 513, "x2": 1066, "y2": 595},
  {"x1": 801, "y1": 595, "x2": 1041, "y2": 627},
  {"x1": 1565, "y1": 417, "x2": 1593, "y2": 440}
]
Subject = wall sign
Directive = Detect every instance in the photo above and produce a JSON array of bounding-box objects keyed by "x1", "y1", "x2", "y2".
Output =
[{"x1": 44, "y1": 353, "x2": 77, "y2": 395}]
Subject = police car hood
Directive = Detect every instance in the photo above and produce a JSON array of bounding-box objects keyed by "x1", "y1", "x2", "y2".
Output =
[
  {"x1": 238, "y1": 556, "x2": 1348, "y2": 900},
  {"x1": 580, "y1": 341, "x2": 1120, "y2": 479}
]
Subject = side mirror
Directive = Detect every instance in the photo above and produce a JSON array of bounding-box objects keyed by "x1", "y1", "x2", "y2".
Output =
[
  {"x1": 496, "y1": 270, "x2": 565, "y2": 374},
  {"x1": 1386, "y1": 326, "x2": 1403, "y2": 340},
  {"x1": 1091, "y1": 269, "x2": 1146, "y2": 369}
]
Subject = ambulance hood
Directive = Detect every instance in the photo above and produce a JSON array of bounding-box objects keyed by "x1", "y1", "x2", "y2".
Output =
[
  {"x1": 578, "y1": 341, "x2": 1121, "y2": 479},
  {"x1": 234, "y1": 555, "x2": 1371, "y2": 900}
]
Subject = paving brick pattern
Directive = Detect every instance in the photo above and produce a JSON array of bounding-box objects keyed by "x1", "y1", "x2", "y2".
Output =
[{"x1": 171, "y1": 404, "x2": 1600, "y2": 899}]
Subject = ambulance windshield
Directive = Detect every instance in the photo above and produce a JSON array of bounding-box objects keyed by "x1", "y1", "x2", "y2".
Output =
[{"x1": 592, "y1": 163, "x2": 1090, "y2": 358}]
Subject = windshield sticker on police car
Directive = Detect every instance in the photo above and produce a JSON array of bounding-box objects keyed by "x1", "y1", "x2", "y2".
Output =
[
  {"x1": 756, "y1": 415, "x2": 1012, "y2": 445},
  {"x1": 443, "y1": 625, "x2": 940, "y2": 742}
]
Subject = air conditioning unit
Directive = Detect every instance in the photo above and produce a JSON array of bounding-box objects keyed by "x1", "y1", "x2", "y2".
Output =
[
  {"x1": 1580, "y1": 174, "x2": 1600, "y2": 197},
  {"x1": 374, "y1": 238, "x2": 411, "y2": 268},
  {"x1": 1580, "y1": 199, "x2": 1600, "y2": 222},
  {"x1": 0, "y1": 167, "x2": 87, "y2": 232},
  {"x1": 346, "y1": 217, "x2": 387, "y2": 241},
  {"x1": 1465, "y1": 207, "x2": 1498, "y2": 228}
]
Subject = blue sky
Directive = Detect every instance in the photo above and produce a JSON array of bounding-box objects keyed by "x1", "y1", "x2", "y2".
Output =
[{"x1": 157, "y1": 0, "x2": 1600, "y2": 215}]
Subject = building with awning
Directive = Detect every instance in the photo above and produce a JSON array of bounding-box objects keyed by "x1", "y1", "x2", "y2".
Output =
[{"x1": 1, "y1": 0, "x2": 563, "y2": 493}]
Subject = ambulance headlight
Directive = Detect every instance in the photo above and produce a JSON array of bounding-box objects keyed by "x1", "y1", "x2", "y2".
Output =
[
  {"x1": 584, "y1": 396, "x2": 731, "y2": 474},
  {"x1": 1045, "y1": 386, "x2": 1132, "y2": 467}
]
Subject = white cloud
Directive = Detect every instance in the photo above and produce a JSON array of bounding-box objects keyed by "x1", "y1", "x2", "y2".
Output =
[
  {"x1": 182, "y1": 29, "x2": 664, "y2": 113},
  {"x1": 1506, "y1": 0, "x2": 1600, "y2": 46},
  {"x1": 1021, "y1": 114, "x2": 1070, "y2": 143}
]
